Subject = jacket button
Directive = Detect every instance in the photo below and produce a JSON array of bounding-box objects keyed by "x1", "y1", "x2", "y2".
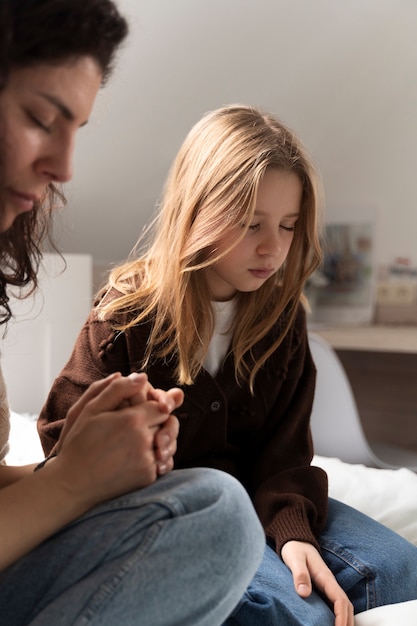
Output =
[{"x1": 210, "y1": 400, "x2": 222, "y2": 412}]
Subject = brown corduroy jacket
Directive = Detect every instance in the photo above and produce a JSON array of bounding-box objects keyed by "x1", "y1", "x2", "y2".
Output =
[{"x1": 38, "y1": 301, "x2": 328, "y2": 553}]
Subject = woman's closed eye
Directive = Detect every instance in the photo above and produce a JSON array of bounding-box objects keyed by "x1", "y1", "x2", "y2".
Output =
[
  {"x1": 280, "y1": 224, "x2": 296, "y2": 232},
  {"x1": 26, "y1": 109, "x2": 53, "y2": 134}
]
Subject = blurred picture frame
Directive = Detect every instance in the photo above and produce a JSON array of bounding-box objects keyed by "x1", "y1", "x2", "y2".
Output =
[{"x1": 311, "y1": 219, "x2": 376, "y2": 326}]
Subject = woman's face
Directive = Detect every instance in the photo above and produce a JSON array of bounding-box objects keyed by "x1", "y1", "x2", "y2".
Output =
[{"x1": 0, "y1": 57, "x2": 102, "y2": 232}]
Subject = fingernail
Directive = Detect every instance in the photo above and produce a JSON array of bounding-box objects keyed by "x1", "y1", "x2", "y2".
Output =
[
  {"x1": 128, "y1": 372, "x2": 146, "y2": 382},
  {"x1": 159, "y1": 449, "x2": 169, "y2": 461},
  {"x1": 297, "y1": 584, "x2": 310, "y2": 595}
]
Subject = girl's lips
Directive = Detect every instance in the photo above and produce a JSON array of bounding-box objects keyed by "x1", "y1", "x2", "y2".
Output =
[{"x1": 249, "y1": 268, "x2": 275, "y2": 279}]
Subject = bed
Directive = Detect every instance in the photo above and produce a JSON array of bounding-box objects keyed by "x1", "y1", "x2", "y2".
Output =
[{"x1": 3, "y1": 254, "x2": 417, "y2": 624}]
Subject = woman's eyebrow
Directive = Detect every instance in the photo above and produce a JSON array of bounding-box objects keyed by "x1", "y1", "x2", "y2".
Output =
[{"x1": 35, "y1": 91, "x2": 89, "y2": 126}]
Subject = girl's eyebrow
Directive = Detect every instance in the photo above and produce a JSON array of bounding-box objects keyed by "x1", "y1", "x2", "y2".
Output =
[
  {"x1": 254, "y1": 210, "x2": 300, "y2": 218},
  {"x1": 35, "y1": 91, "x2": 89, "y2": 127}
]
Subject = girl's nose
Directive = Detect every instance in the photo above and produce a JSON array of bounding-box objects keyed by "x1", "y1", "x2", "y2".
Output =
[{"x1": 257, "y1": 231, "x2": 281, "y2": 257}]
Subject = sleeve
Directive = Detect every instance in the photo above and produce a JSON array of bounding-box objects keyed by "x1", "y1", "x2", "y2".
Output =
[
  {"x1": 251, "y1": 306, "x2": 328, "y2": 553},
  {"x1": 37, "y1": 311, "x2": 131, "y2": 456}
]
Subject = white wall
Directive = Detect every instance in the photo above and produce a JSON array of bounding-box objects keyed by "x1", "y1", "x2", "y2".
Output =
[
  {"x1": 59, "y1": 0, "x2": 417, "y2": 275},
  {"x1": 2, "y1": 255, "x2": 92, "y2": 414}
]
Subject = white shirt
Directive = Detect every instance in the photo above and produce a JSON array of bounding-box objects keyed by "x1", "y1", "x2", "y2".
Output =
[{"x1": 203, "y1": 300, "x2": 236, "y2": 377}]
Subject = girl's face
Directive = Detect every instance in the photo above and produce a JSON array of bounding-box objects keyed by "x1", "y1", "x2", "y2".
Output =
[
  {"x1": 206, "y1": 168, "x2": 302, "y2": 301},
  {"x1": 0, "y1": 57, "x2": 102, "y2": 232}
]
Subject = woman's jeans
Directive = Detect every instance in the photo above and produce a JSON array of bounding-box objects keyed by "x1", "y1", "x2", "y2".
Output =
[
  {"x1": 0, "y1": 468, "x2": 265, "y2": 626},
  {"x1": 226, "y1": 498, "x2": 417, "y2": 625}
]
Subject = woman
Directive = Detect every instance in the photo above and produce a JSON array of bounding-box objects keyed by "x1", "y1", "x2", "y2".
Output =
[
  {"x1": 39, "y1": 104, "x2": 417, "y2": 626},
  {"x1": 0, "y1": 4, "x2": 264, "y2": 625}
]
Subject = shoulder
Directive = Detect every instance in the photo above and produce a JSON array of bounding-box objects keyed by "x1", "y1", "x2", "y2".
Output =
[{"x1": 80, "y1": 292, "x2": 151, "y2": 372}]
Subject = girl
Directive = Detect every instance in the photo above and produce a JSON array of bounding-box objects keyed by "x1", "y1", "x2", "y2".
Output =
[
  {"x1": 0, "y1": 5, "x2": 264, "y2": 625},
  {"x1": 39, "y1": 104, "x2": 417, "y2": 626}
]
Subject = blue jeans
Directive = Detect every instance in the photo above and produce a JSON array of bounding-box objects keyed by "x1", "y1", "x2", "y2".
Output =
[
  {"x1": 0, "y1": 468, "x2": 264, "y2": 626},
  {"x1": 225, "y1": 498, "x2": 417, "y2": 625}
]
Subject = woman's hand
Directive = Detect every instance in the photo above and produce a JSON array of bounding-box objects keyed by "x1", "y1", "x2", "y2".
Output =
[
  {"x1": 0, "y1": 373, "x2": 183, "y2": 571},
  {"x1": 128, "y1": 379, "x2": 183, "y2": 476},
  {"x1": 281, "y1": 540, "x2": 354, "y2": 626},
  {"x1": 54, "y1": 372, "x2": 182, "y2": 509}
]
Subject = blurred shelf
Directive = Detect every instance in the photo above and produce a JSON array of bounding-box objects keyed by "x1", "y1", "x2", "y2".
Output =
[
  {"x1": 309, "y1": 324, "x2": 417, "y2": 453},
  {"x1": 310, "y1": 324, "x2": 417, "y2": 354}
]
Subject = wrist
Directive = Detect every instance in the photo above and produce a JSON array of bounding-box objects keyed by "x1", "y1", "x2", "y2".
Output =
[{"x1": 34, "y1": 453, "x2": 57, "y2": 472}]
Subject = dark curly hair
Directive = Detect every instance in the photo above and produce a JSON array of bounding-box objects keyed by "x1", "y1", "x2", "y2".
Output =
[{"x1": 0, "y1": 0, "x2": 128, "y2": 324}]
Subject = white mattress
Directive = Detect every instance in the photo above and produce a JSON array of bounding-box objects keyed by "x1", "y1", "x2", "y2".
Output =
[
  {"x1": 314, "y1": 455, "x2": 417, "y2": 625},
  {"x1": 6, "y1": 414, "x2": 417, "y2": 624}
]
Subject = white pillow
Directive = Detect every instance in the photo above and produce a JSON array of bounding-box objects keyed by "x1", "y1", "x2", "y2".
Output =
[
  {"x1": 314, "y1": 455, "x2": 417, "y2": 546},
  {"x1": 6, "y1": 411, "x2": 43, "y2": 465},
  {"x1": 355, "y1": 600, "x2": 417, "y2": 625}
]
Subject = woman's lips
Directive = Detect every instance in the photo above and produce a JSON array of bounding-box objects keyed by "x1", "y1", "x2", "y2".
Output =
[{"x1": 8, "y1": 189, "x2": 38, "y2": 212}]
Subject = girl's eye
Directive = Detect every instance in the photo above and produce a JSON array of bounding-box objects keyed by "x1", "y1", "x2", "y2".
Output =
[
  {"x1": 248, "y1": 224, "x2": 260, "y2": 232},
  {"x1": 280, "y1": 224, "x2": 296, "y2": 232}
]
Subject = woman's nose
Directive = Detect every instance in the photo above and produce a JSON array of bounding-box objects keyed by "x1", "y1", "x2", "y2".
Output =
[{"x1": 38, "y1": 136, "x2": 74, "y2": 183}]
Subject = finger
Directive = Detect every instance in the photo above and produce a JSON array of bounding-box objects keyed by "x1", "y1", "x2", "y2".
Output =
[
  {"x1": 154, "y1": 416, "x2": 179, "y2": 461},
  {"x1": 334, "y1": 597, "x2": 354, "y2": 626},
  {"x1": 149, "y1": 387, "x2": 184, "y2": 413},
  {"x1": 281, "y1": 543, "x2": 312, "y2": 598},
  {"x1": 157, "y1": 455, "x2": 174, "y2": 476},
  {"x1": 289, "y1": 566, "x2": 312, "y2": 597},
  {"x1": 166, "y1": 387, "x2": 184, "y2": 408},
  {"x1": 79, "y1": 373, "x2": 151, "y2": 417},
  {"x1": 314, "y1": 574, "x2": 353, "y2": 626},
  {"x1": 307, "y1": 558, "x2": 353, "y2": 626},
  {"x1": 60, "y1": 373, "x2": 122, "y2": 447},
  {"x1": 154, "y1": 433, "x2": 178, "y2": 462},
  {"x1": 127, "y1": 372, "x2": 154, "y2": 406},
  {"x1": 125, "y1": 400, "x2": 174, "y2": 430},
  {"x1": 67, "y1": 372, "x2": 121, "y2": 418}
]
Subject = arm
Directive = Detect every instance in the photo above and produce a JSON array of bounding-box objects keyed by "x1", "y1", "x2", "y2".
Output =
[
  {"x1": 252, "y1": 307, "x2": 353, "y2": 625},
  {"x1": 0, "y1": 372, "x2": 182, "y2": 571},
  {"x1": 252, "y1": 306, "x2": 328, "y2": 551}
]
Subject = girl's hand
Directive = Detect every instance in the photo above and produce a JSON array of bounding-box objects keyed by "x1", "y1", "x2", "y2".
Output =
[{"x1": 281, "y1": 540, "x2": 354, "y2": 626}]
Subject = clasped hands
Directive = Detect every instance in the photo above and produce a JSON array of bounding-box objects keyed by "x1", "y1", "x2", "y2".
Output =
[{"x1": 53, "y1": 372, "x2": 183, "y2": 507}]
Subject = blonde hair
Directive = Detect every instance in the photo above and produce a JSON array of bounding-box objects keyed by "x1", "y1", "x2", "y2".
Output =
[{"x1": 98, "y1": 104, "x2": 323, "y2": 390}]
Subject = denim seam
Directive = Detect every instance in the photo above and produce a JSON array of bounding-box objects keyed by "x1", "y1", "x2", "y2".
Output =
[
  {"x1": 72, "y1": 518, "x2": 166, "y2": 625},
  {"x1": 320, "y1": 542, "x2": 377, "y2": 610},
  {"x1": 67, "y1": 492, "x2": 187, "y2": 530}
]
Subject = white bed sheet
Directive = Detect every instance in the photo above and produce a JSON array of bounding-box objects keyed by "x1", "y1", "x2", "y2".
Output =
[
  {"x1": 5, "y1": 415, "x2": 417, "y2": 624},
  {"x1": 314, "y1": 455, "x2": 417, "y2": 625}
]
